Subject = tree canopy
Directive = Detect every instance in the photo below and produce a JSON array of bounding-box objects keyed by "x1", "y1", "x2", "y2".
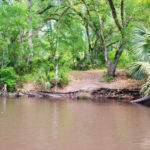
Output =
[{"x1": 0, "y1": 0, "x2": 149, "y2": 92}]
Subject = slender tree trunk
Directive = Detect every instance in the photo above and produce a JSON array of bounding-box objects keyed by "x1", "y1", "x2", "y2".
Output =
[
  {"x1": 108, "y1": 0, "x2": 122, "y2": 32},
  {"x1": 98, "y1": 14, "x2": 110, "y2": 67},
  {"x1": 107, "y1": 40, "x2": 125, "y2": 77},
  {"x1": 20, "y1": 32, "x2": 23, "y2": 62},
  {"x1": 98, "y1": 14, "x2": 117, "y2": 76},
  {"x1": 121, "y1": 0, "x2": 126, "y2": 28},
  {"x1": 106, "y1": 0, "x2": 127, "y2": 77},
  {"x1": 73, "y1": 44, "x2": 75, "y2": 69},
  {"x1": 27, "y1": 0, "x2": 33, "y2": 66},
  {"x1": 1, "y1": 49, "x2": 5, "y2": 71},
  {"x1": 93, "y1": 37, "x2": 98, "y2": 59},
  {"x1": 98, "y1": 13, "x2": 124, "y2": 77},
  {"x1": 83, "y1": 30, "x2": 86, "y2": 59},
  {"x1": 1, "y1": 35, "x2": 6, "y2": 71},
  {"x1": 107, "y1": 61, "x2": 118, "y2": 77},
  {"x1": 85, "y1": 23, "x2": 92, "y2": 58}
]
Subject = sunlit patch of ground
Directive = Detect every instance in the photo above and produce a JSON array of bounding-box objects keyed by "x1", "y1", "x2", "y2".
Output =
[
  {"x1": 59, "y1": 69, "x2": 144, "y2": 92},
  {"x1": 22, "y1": 69, "x2": 144, "y2": 92}
]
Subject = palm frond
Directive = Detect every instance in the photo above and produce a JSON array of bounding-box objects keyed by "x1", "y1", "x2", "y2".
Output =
[
  {"x1": 141, "y1": 76, "x2": 150, "y2": 96},
  {"x1": 132, "y1": 24, "x2": 150, "y2": 61},
  {"x1": 134, "y1": 24, "x2": 150, "y2": 36},
  {"x1": 130, "y1": 24, "x2": 150, "y2": 95},
  {"x1": 129, "y1": 62, "x2": 147, "y2": 80}
]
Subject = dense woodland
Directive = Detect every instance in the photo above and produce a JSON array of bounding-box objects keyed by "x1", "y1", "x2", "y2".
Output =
[{"x1": 0, "y1": 0, "x2": 150, "y2": 94}]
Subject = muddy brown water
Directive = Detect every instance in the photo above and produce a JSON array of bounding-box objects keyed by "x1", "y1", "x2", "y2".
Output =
[{"x1": 0, "y1": 97, "x2": 150, "y2": 150}]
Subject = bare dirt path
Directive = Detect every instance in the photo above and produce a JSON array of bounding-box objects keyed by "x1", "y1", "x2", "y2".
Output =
[
  {"x1": 21, "y1": 69, "x2": 144, "y2": 100},
  {"x1": 23, "y1": 69, "x2": 143, "y2": 93},
  {"x1": 59, "y1": 69, "x2": 143, "y2": 92}
]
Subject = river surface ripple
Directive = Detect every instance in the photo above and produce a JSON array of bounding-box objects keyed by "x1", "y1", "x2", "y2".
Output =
[{"x1": 0, "y1": 97, "x2": 150, "y2": 150}]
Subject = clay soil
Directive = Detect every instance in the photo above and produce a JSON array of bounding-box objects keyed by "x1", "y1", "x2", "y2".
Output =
[
  {"x1": 23, "y1": 69, "x2": 144, "y2": 93},
  {"x1": 59, "y1": 69, "x2": 144, "y2": 92}
]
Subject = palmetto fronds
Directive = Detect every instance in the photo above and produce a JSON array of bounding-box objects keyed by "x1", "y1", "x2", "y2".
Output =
[
  {"x1": 142, "y1": 76, "x2": 150, "y2": 96},
  {"x1": 129, "y1": 24, "x2": 150, "y2": 95},
  {"x1": 129, "y1": 62, "x2": 148, "y2": 80},
  {"x1": 132, "y1": 24, "x2": 150, "y2": 61}
]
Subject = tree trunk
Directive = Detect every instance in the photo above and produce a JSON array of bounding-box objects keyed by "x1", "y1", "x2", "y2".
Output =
[
  {"x1": 27, "y1": 0, "x2": 33, "y2": 66},
  {"x1": 20, "y1": 33, "x2": 23, "y2": 62},
  {"x1": 121, "y1": 0, "x2": 126, "y2": 28},
  {"x1": 1, "y1": 49, "x2": 5, "y2": 71},
  {"x1": 98, "y1": 14, "x2": 109, "y2": 66},
  {"x1": 107, "y1": 0, "x2": 127, "y2": 77},
  {"x1": 1, "y1": 84, "x2": 8, "y2": 97},
  {"x1": 107, "y1": 62, "x2": 117, "y2": 77},
  {"x1": 108, "y1": 0, "x2": 122, "y2": 31},
  {"x1": 85, "y1": 23, "x2": 92, "y2": 58}
]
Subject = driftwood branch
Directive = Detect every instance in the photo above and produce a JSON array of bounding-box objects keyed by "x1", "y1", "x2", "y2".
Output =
[{"x1": 131, "y1": 96, "x2": 150, "y2": 104}]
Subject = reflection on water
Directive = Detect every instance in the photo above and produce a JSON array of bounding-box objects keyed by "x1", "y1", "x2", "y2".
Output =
[
  {"x1": 0, "y1": 98, "x2": 150, "y2": 150},
  {"x1": 0, "y1": 97, "x2": 7, "y2": 113}
]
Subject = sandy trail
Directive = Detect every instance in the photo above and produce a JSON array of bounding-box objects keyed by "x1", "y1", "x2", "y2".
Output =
[
  {"x1": 59, "y1": 69, "x2": 143, "y2": 92},
  {"x1": 23, "y1": 69, "x2": 143, "y2": 92}
]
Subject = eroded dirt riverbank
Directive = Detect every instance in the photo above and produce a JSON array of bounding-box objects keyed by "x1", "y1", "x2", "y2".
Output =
[
  {"x1": 19, "y1": 69, "x2": 143, "y2": 101},
  {"x1": 23, "y1": 69, "x2": 144, "y2": 92}
]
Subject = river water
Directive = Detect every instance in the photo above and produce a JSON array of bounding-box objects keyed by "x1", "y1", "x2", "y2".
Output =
[{"x1": 0, "y1": 97, "x2": 150, "y2": 150}]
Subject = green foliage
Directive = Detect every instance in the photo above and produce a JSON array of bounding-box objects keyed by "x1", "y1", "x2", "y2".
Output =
[
  {"x1": 71, "y1": 55, "x2": 103, "y2": 70},
  {"x1": 29, "y1": 55, "x2": 70, "y2": 89},
  {"x1": 35, "y1": 69, "x2": 69, "y2": 89},
  {"x1": 0, "y1": 67, "x2": 18, "y2": 92},
  {"x1": 104, "y1": 73, "x2": 112, "y2": 83},
  {"x1": 74, "y1": 56, "x2": 92, "y2": 70},
  {"x1": 129, "y1": 25, "x2": 150, "y2": 95},
  {"x1": 77, "y1": 94, "x2": 90, "y2": 100},
  {"x1": 0, "y1": 0, "x2": 148, "y2": 91},
  {"x1": 44, "y1": 82, "x2": 51, "y2": 90},
  {"x1": 108, "y1": 49, "x2": 136, "y2": 68}
]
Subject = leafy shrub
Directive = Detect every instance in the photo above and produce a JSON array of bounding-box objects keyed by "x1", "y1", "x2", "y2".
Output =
[
  {"x1": 72, "y1": 56, "x2": 92, "y2": 70},
  {"x1": 104, "y1": 72, "x2": 113, "y2": 82},
  {"x1": 16, "y1": 55, "x2": 70, "y2": 90},
  {"x1": 91, "y1": 59, "x2": 103, "y2": 69},
  {"x1": 15, "y1": 61, "x2": 28, "y2": 75},
  {"x1": 0, "y1": 67, "x2": 18, "y2": 92},
  {"x1": 58, "y1": 70, "x2": 69, "y2": 87},
  {"x1": 34, "y1": 61, "x2": 70, "y2": 89},
  {"x1": 44, "y1": 82, "x2": 51, "y2": 89}
]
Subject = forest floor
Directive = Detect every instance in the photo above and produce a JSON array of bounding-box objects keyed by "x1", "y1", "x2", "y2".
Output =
[
  {"x1": 21, "y1": 69, "x2": 144, "y2": 100},
  {"x1": 58, "y1": 69, "x2": 143, "y2": 92},
  {"x1": 23, "y1": 69, "x2": 143, "y2": 92}
]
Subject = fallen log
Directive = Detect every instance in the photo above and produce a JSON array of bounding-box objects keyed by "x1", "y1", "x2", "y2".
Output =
[
  {"x1": 19, "y1": 90, "x2": 88, "y2": 99},
  {"x1": 37, "y1": 91, "x2": 64, "y2": 98},
  {"x1": 21, "y1": 91, "x2": 37, "y2": 97},
  {"x1": 131, "y1": 96, "x2": 150, "y2": 106},
  {"x1": 38, "y1": 90, "x2": 87, "y2": 95},
  {"x1": 36, "y1": 90, "x2": 88, "y2": 99},
  {"x1": 8, "y1": 88, "x2": 142, "y2": 101}
]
